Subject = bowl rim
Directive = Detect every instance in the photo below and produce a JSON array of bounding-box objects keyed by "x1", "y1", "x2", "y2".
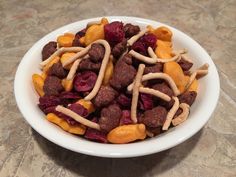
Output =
[{"x1": 14, "y1": 16, "x2": 220, "y2": 158}]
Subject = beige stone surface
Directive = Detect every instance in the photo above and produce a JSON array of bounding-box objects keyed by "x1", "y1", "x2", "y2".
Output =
[{"x1": 0, "y1": 0, "x2": 236, "y2": 176}]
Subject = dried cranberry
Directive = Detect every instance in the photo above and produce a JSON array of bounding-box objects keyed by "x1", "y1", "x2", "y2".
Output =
[
  {"x1": 140, "y1": 33, "x2": 157, "y2": 49},
  {"x1": 104, "y1": 21, "x2": 125, "y2": 46},
  {"x1": 59, "y1": 91, "x2": 80, "y2": 105},
  {"x1": 119, "y1": 110, "x2": 133, "y2": 125},
  {"x1": 117, "y1": 94, "x2": 131, "y2": 107},
  {"x1": 84, "y1": 118, "x2": 108, "y2": 143},
  {"x1": 139, "y1": 93, "x2": 153, "y2": 110},
  {"x1": 73, "y1": 71, "x2": 97, "y2": 92},
  {"x1": 38, "y1": 95, "x2": 61, "y2": 111},
  {"x1": 131, "y1": 41, "x2": 147, "y2": 56},
  {"x1": 57, "y1": 103, "x2": 89, "y2": 126}
]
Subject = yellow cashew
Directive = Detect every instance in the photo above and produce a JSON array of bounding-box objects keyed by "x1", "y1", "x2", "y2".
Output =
[
  {"x1": 46, "y1": 113, "x2": 86, "y2": 135},
  {"x1": 32, "y1": 74, "x2": 45, "y2": 97},
  {"x1": 107, "y1": 124, "x2": 146, "y2": 144}
]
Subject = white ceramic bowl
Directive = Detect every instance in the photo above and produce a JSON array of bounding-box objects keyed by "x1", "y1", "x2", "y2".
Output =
[{"x1": 14, "y1": 16, "x2": 220, "y2": 158}]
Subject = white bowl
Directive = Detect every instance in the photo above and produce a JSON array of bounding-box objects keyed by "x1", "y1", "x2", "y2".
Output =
[{"x1": 14, "y1": 16, "x2": 220, "y2": 158}]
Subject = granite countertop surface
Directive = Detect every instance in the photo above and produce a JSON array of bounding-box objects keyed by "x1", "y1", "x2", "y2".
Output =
[{"x1": 0, "y1": 0, "x2": 236, "y2": 176}]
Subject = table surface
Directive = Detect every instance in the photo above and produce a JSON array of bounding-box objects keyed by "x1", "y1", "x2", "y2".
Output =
[{"x1": 1, "y1": 0, "x2": 236, "y2": 176}]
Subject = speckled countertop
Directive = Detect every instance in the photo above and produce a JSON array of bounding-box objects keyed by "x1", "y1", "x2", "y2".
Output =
[{"x1": 0, "y1": 0, "x2": 236, "y2": 176}]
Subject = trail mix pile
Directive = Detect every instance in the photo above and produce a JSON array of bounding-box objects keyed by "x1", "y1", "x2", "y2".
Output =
[{"x1": 32, "y1": 18, "x2": 208, "y2": 144}]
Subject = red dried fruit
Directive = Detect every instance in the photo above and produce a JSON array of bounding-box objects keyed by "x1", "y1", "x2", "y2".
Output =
[
  {"x1": 84, "y1": 118, "x2": 108, "y2": 143},
  {"x1": 117, "y1": 94, "x2": 131, "y2": 107},
  {"x1": 131, "y1": 41, "x2": 147, "y2": 56},
  {"x1": 57, "y1": 103, "x2": 89, "y2": 126},
  {"x1": 131, "y1": 33, "x2": 157, "y2": 56},
  {"x1": 104, "y1": 21, "x2": 125, "y2": 46},
  {"x1": 139, "y1": 93, "x2": 153, "y2": 110},
  {"x1": 73, "y1": 71, "x2": 97, "y2": 92},
  {"x1": 140, "y1": 33, "x2": 157, "y2": 49},
  {"x1": 119, "y1": 110, "x2": 133, "y2": 125},
  {"x1": 38, "y1": 95, "x2": 61, "y2": 111},
  {"x1": 59, "y1": 91, "x2": 80, "y2": 105}
]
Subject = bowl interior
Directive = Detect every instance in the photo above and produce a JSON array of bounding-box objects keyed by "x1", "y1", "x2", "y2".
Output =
[{"x1": 14, "y1": 16, "x2": 220, "y2": 158}]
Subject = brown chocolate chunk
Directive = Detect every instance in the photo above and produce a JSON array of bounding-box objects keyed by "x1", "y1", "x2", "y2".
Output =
[
  {"x1": 178, "y1": 91, "x2": 197, "y2": 106},
  {"x1": 178, "y1": 59, "x2": 193, "y2": 71},
  {"x1": 124, "y1": 23, "x2": 140, "y2": 38},
  {"x1": 79, "y1": 58, "x2": 101, "y2": 72},
  {"x1": 93, "y1": 86, "x2": 118, "y2": 108},
  {"x1": 112, "y1": 39, "x2": 127, "y2": 58},
  {"x1": 110, "y1": 54, "x2": 136, "y2": 90},
  {"x1": 48, "y1": 62, "x2": 67, "y2": 79},
  {"x1": 42, "y1": 41, "x2": 57, "y2": 61},
  {"x1": 99, "y1": 104, "x2": 122, "y2": 132},
  {"x1": 144, "y1": 63, "x2": 163, "y2": 74},
  {"x1": 43, "y1": 76, "x2": 64, "y2": 95},
  {"x1": 140, "y1": 106, "x2": 167, "y2": 127},
  {"x1": 88, "y1": 43, "x2": 105, "y2": 62}
]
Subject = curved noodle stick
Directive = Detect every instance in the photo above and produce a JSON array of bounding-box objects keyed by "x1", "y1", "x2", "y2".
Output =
[
  {"x1": 139, "y1": 87, "x2": 171, "y2": 102},
  {"x1": 162, "y1": 97, "x2": 179, "y2": 130},
  {"x1": 131, "y1": 64, "x2": 145, "y2": 123},
  {"x1": 66, "y1": 59, "x2": 82, "y2": 80},
  {"x1": 62, "y1": 45, "x2": 92, "y2": 67},
  {"x1": 84, "y1": 39, "x2": 111, "y2": 100},
  {"x1": 40, "y1": 47, "x2": 84, "y2": 67},
  {"x1": 56, "y1": 105, "x2": 100, "y2": 130},
  {"x1": 147, "y1": 47, "x2": 181, "y2": 63},
  {"x1": 129, "y1": 50, "x2": 157, "y2": 64},
  {"x1": 172, "y1": 103, "x2": 190, "y2": 126},
  {"x1": 127, "y1": 29, "x2": 147, "y2": 46},
  {"x1": 128, "y1": 73, "x2": 180, "y2": 96}
]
